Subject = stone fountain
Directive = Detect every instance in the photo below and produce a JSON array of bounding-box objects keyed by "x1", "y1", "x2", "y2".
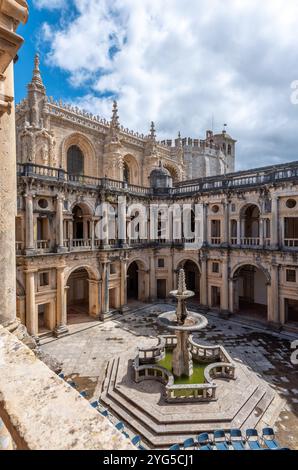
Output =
[{"x1": 157, "y1": 269, "x2": 208, "y2": 377}]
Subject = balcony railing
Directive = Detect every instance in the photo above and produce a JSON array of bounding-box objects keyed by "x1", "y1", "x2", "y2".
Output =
[
  {"x1": 35, "y1": 240, "x2": 50, "y2": 250},
  {"x1": 17, "y1": 160, "x2": 298, "y2": 197},
  {"x1": 72, "y1": 239, "x2": 92, "y2": 249},
  {"x1": 284, "y1": 238, "x2": 298, "y2": 248},
  {"x1": 16, "y1": 241, "x2": 24, "y2": 254},
  {"x1": 210, "y1": 237, "x2": 221, "y2": 245},
  {"x1": 230, "y1": 237, "x2": 237, "y2": 246},
  {"x1": 240, "y1": 237, "x2": 260, "y2": 246}
]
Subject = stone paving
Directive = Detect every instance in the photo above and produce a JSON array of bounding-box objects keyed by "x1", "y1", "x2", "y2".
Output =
[{"x1": 41, "y1": 304, "x2": 298, "y2": 449}]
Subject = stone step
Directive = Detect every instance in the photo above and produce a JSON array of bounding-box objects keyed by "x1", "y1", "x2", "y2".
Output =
[
  {"x1": 240, "y1": 387, "x2": 275, "y2": 431},
  {"x1": 101, "y1": 357, "x2": 275, "y2": 448},
  {"x1": 231, "y1": 386, "x2": 267, "y2": 428},
  {"x1": 106, "y1": 357, "x2": 236, "y2": 425}
]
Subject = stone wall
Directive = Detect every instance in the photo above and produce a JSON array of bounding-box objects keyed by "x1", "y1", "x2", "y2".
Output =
[{"x1": 0, "y1": 326, "x2": 135, "y2": 450}]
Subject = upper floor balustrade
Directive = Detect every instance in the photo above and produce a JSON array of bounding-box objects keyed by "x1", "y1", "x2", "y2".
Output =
[{"x1": 17, "y1": 160, "x2": 298, "y2": 196}]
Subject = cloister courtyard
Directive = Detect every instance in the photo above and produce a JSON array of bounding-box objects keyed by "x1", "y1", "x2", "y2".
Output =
[{"x1": 40, "y1": 303, "x2": 298, "y2": 450}]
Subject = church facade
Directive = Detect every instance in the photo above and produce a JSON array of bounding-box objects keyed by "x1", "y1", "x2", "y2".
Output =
[{"x1": 15, "y1": 56, "x2": 298, "y2": 338}]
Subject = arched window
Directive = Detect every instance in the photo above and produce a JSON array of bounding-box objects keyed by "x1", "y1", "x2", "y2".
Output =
[
  {"x1": 123, "y1": 162, "x2": 130, "y2": 183},
  {"x1": 228, "y1": 144, "x2": 232, "y2": 155},
  {"x1": 67, "y1": 145, "x2": 84, "y2": 176}
]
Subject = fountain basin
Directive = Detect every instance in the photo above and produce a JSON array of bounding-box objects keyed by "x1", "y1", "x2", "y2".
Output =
[{"x1": 157, "y1": 311, "x2": 208, "y2": 332}]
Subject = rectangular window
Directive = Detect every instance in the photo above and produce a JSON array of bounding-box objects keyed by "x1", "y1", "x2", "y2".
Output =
[
  {"x1": 39, "y1": 271, "x2": 50, "y2": 287},
  {"x1": 158, "y1": 258, "x2": 165, "y2": 268},
  {"x1": 286, "y1": 269, "x2": 296, "y2": 283},
  {"x1": 212, "y1": 262, "x2": 219, "y2": 273},
  {"x1": 284, "y1": 218, "x2": 298, "y2": 238},
  {"x1": 211, "y1": 220, "x2": 221, "y2": 237},
  {"x1": 231, "y1": 203, "x2": 236, "y2": 212},
  {"x1": 110, "y1": 263, "x2": 117, "y2": 274}
]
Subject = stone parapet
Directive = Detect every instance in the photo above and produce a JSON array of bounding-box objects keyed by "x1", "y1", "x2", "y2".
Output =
[{"x1": 0, "y1": 326, "x2": 135, "y2": 450}]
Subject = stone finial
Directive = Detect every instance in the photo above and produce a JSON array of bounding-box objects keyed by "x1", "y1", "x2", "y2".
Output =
[
  {"x1": 110, "y1": 100, "x2": 120, "y2": 130},
  {"x1": 177, "y1": 269, "x2": 187, "y2": 295},
  {"x1": 150, "y1": 121, "x2": 156, "y2": 140},
  {"x1": 31, "y1": 53, "x2": 45, "y2": 89}
]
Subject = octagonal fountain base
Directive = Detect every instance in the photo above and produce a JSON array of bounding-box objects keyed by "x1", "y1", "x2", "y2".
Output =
[{"x1": 100, "y1": 354, "x2": 280, "y2": 449}]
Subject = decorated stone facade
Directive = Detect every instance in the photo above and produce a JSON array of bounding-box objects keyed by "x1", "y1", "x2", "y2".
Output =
[{"x1": 14, "y1": 57, "x2": 298, "y2": 338}]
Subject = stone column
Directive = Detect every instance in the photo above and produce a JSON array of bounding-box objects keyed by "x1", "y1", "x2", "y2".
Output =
[
  {"x1": 88, "y1": 279, "x2": 99, "y2": 317},
  {"x1": 90, "y1": 219, "x2": 95, "y2": 249},
  {"x1": 202, "y1": 203, "x2": 208, "y2": 246},
  {"x1": 25, "y1": 270, "x2": 37, "y2": 336},
  {"x1": 236, "y1": 218, "x2": 241, "y2": 246},
  {"x1": 0, "y1": 0, "x2": 29, "y2": 327},
  {"x1": 118, "y1": 196, "x2": 127, "y2": 247},
  {"x1": 222, "y1": 202, "x2": 229, "y2": 246},
  {"x1": 101, "y1": 262, "x2": 110, "y2": 317},
  {"x1": 102, "y1": 206, "x2": 110, "y2": 249},
  {"x1": 120, "y1": 256, "x2": 128, "y2": 312},
  {"x1": 221, "y1": 257, "x2": 229, "y2": 316},
  {"x1": 24, "y1": 194, "x2": 35, "y2": 254},
  {"x1": 56, "y1": 196, "x2": 65, "y2": 252},
  {"x1": 200, "y1": 253, "x2": 208, "y2": 306},
  {"x1": 259, "y1": 218, "x2": 264, "y2": 247},
  {"x1": 149, "y1": 255, "x2": 156, "y2": 301},
  {"x1": 268, "y1": 264, "x2": 280, "y2": 326},
  {"x1": 229, "y1": 278, "x2": 235, "y2": 313},
  {"x1": 54, "y1": 267, "x2": 68, "y2": 337},
  {"x1": 271, "y1": 196, "x2": 279, "y2": 249},
  {"x1": 0, "y1": 60, "x2": 18, "y2": 324}
]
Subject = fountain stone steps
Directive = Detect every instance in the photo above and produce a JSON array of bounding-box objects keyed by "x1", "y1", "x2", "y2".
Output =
[{"x1": 100, "y1": 356, "x2": 277, "y2": 448}]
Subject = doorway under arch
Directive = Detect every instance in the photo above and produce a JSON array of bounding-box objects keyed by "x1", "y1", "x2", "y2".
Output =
[
  {"x1": 177, "y1": 260, "x2": 200, "y2": 301},
  {"x1": 66, "y1": 268, "x2": 93, "y2": 324},
  {"x1": 232, "y1": 264, "x2": 268, "y2": 321},
  {"x1": 127, "y1": 261, "x2": 139, "y2": 301}
]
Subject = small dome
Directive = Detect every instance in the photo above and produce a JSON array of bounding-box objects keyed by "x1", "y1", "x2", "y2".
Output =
[
  {"x1": 150, "y1": 161, "x2": 173, "y2": 190},
  {"x1": 150, "y1": 163, "x2": 171, "y2": 178}
]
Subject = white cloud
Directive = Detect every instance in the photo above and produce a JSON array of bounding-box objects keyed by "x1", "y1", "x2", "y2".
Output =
[
  {"x1": 40, "y1": 0, "x2": 298, "y2": 169},
  {"x1": 33, "y1": 0, "x2": 66, "y2": 10}
]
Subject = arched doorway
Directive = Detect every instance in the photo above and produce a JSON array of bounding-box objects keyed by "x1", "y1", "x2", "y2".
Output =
[
  {"x1": 123, "y1": 162, "x2": 130, "y2": 183},
  {"x1": 178, "y1": 260, "x2": 200, "y2": 301},
  {"x1": 240, "y1": 204, "x2": 260, "y2": 244},
  {"x1": 67, "y1": 268, "x2": 92, "y2": 324},
  {"x1": 67, "y1": 145, "x2": 84, "y2": 176},
  {"x1": 232, "y1": 264, "x2": 268, "y2": 321},
  {"x1": 127, "y1": 261, "x2": 139, "y2": 301},
  {"x1": 71, "y1": 203, "x2": 93, "y2": 245}
]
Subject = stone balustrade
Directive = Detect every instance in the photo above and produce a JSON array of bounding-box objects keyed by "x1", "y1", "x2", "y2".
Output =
[
  {"x1": 134, "y1": 335, "x2": 235, "y2": 403},
  {"x1": 0, "y1": 326, "x2": 135, "y2": 450},
  {"x1": 137, "y1": 337, "x2": 166, "y2": 364}
]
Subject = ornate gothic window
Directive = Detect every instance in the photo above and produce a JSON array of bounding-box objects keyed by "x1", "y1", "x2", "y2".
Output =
[
  {"x1": 67, "y1": 145, "x2": 84, "y2": 176},
  {"x1": 123, "y1": 162, "x2": 130, "y2": 183}
]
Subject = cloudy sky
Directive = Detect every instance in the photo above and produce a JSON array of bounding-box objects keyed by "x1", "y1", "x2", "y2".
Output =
[{"x1": 15, "y1": 0, "x2": 298, "y2": 170}]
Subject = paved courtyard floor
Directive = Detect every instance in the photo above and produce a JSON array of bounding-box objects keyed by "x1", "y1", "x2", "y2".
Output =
[{"x1": 41, "y1": 304, "x2": 298, "y2": 449}]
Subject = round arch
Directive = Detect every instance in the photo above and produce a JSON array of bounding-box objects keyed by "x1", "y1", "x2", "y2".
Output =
[
  {"x1": 65, "y1": 265, "x2": 100, "y2": 324},
  {"x1": 176, "y1": 258, "x2": 201, "y2": 300},
  {"x1": 231, "y1": 261, "x2": 270, "y2": 285},
  {"x1": 126, "y1": 258, "x2": 149, "y2": 302},
  {"x1": 122, "y1": 154, "x2": 140, "y2": 185},
  {"x1": 61, "y1": 133, "x2": 96, "y2": 176},
  {"x1": 231, "y1": 263, "x2": 269, "y2": 321},
  {"x1": 65, "y1": 264, "x2": 100, "y2": 285},
  {"x1": 163, "y1": 163, "x2": 181, "y2": 183}
]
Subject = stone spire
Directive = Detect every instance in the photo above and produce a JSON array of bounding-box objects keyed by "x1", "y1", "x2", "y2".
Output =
[
  {"x1": 177, "y1": 269, "x2": 187, "y2": 295},
  {"x1": 149, "y1": 121, "x2": 156, "y2": 140},
  {"x1": 110, "y1": 100, "x2": 120, "y2": 130},
  {"x1": 30, "y1": 53, "x2": 45, "y2": 90}
]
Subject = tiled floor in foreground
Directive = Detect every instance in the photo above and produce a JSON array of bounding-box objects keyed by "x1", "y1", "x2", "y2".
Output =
[{"x1": 41, "y1": 304, "x2": 298, "y2": 449}]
